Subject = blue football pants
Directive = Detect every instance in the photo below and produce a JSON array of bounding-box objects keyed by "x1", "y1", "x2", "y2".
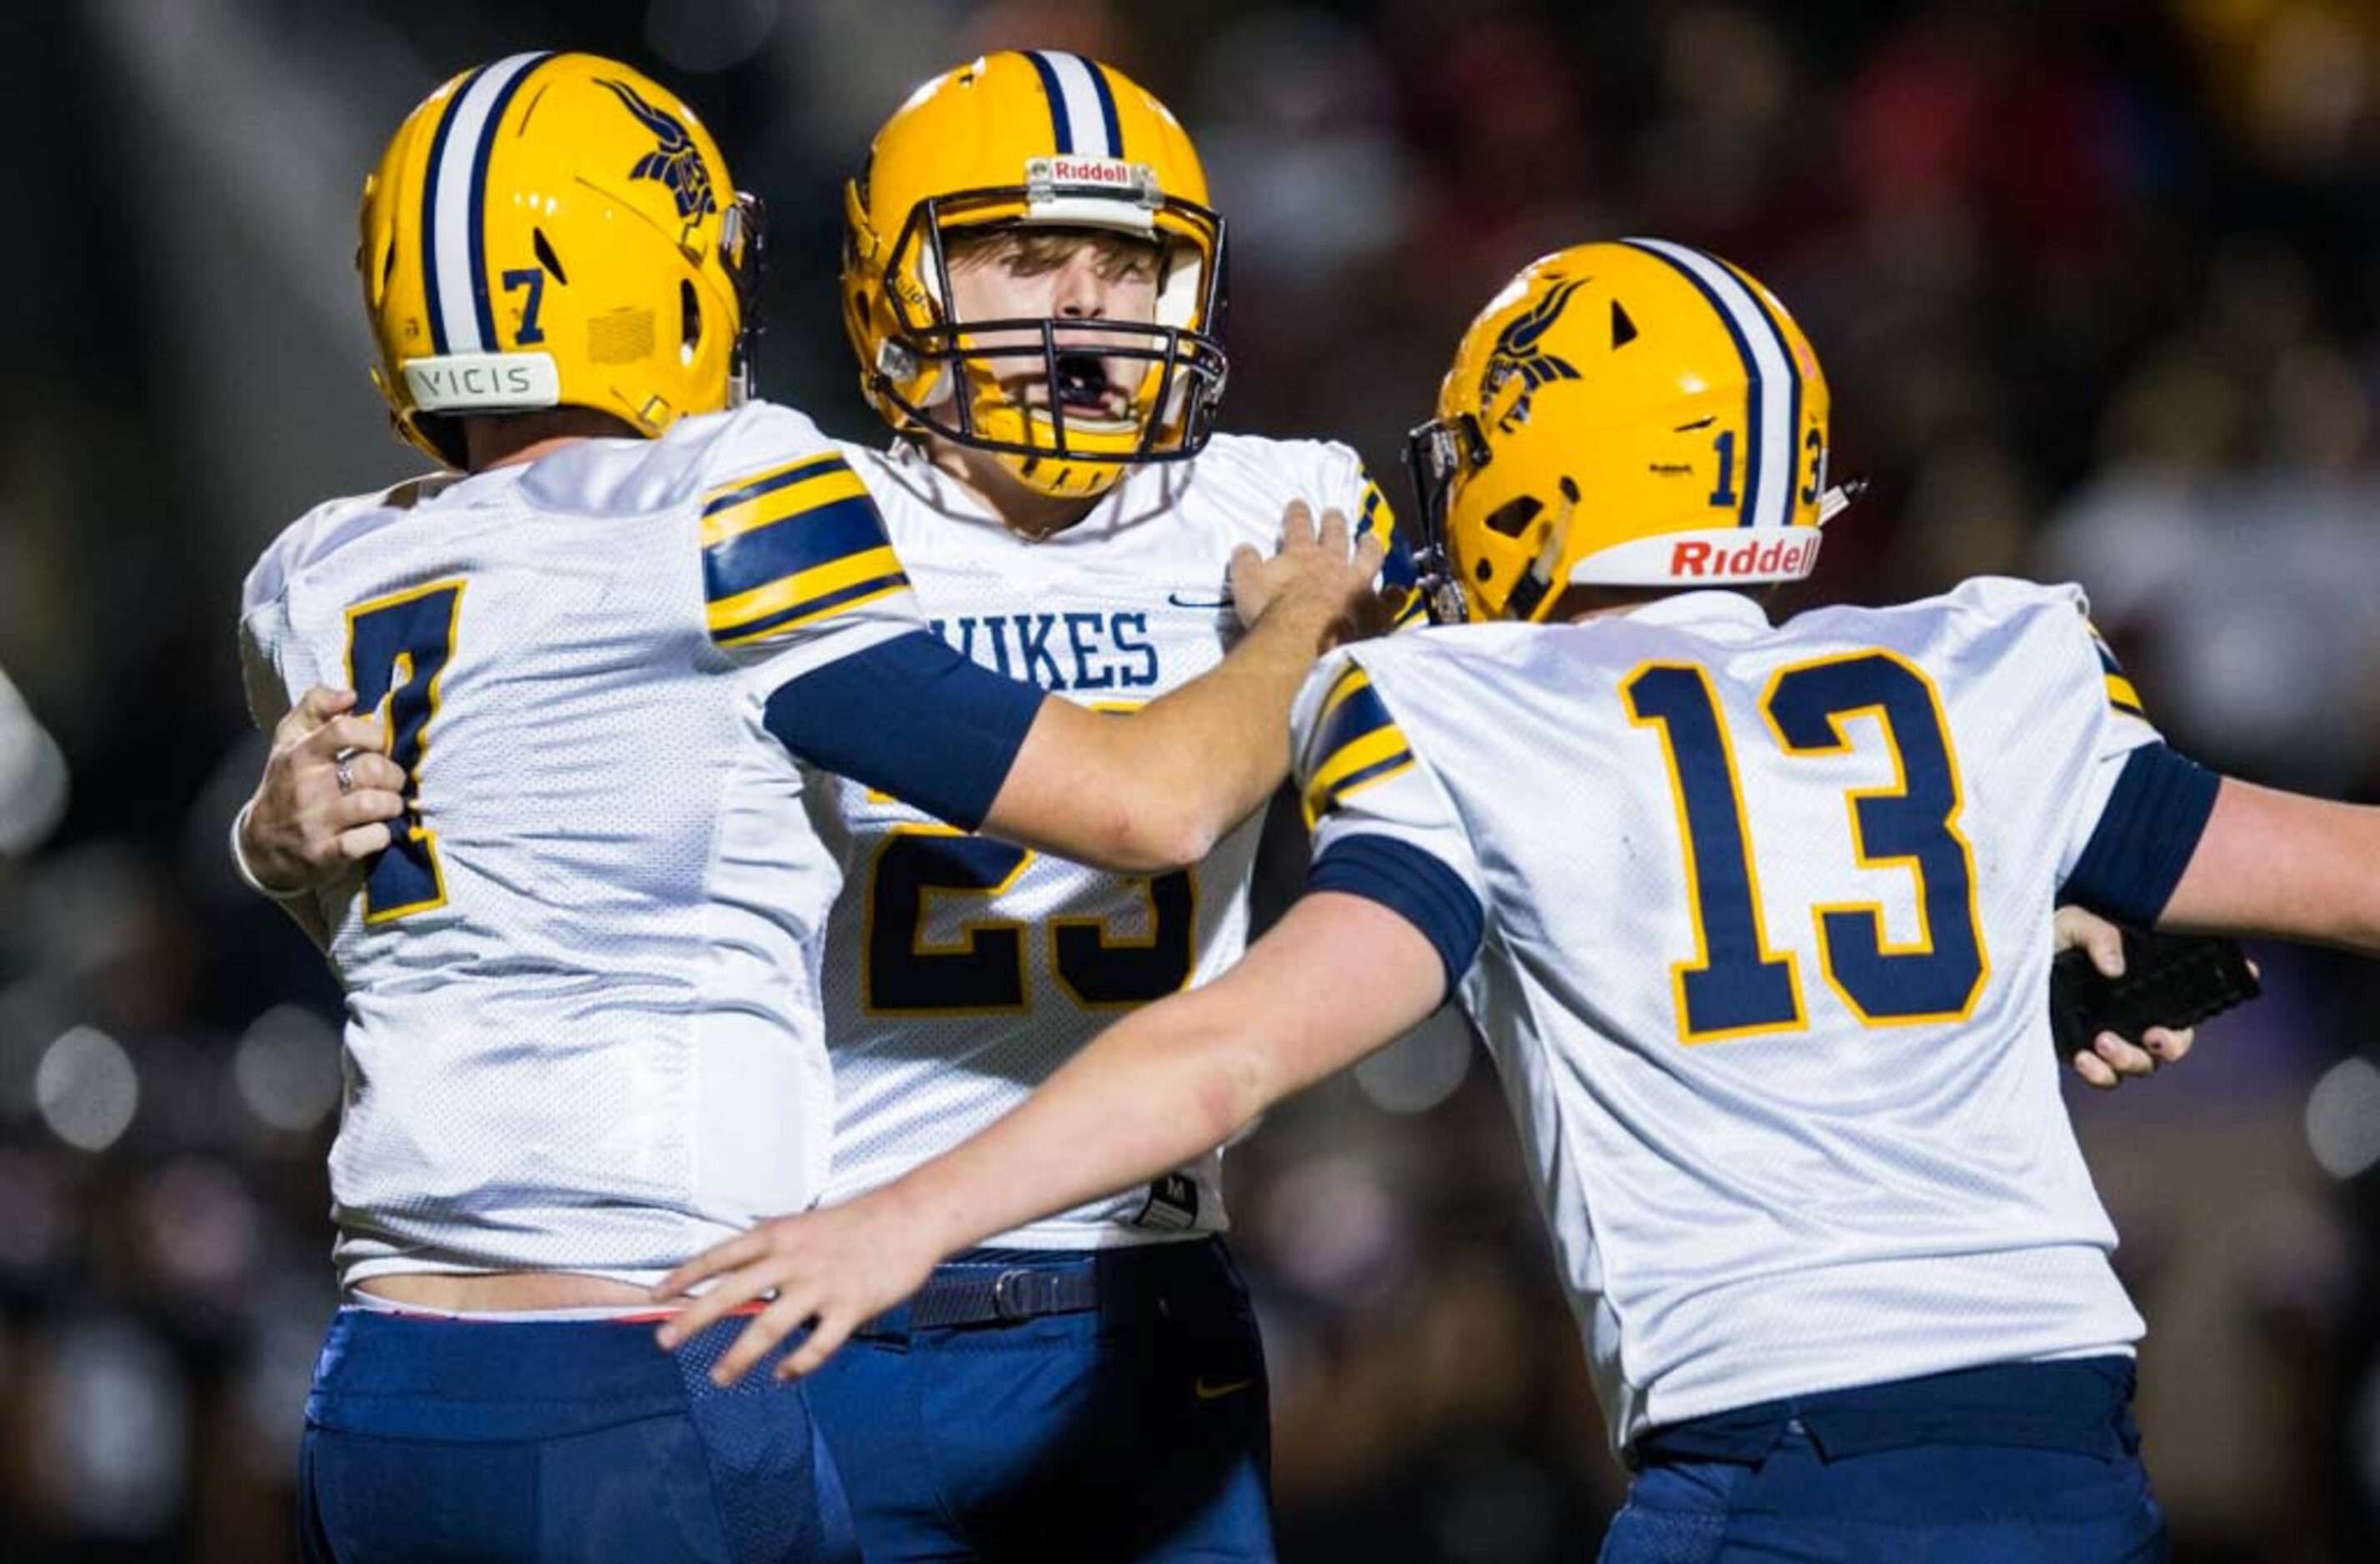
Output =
[
  {"x1": 1599, "y1": 1358, "x2": 2168, "y2": 1563},
  {"x1": 300, "y1": 1306, "x2": 858, "y2": 1563},
  {"x1": 806, "y1": 1238, "x2": 1274, "y2": 1562}
]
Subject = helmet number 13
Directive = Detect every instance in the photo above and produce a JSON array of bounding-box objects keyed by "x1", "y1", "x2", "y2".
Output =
[{"x1": 1623, "y1": 651, "x2": 1988, "y2": 1042}]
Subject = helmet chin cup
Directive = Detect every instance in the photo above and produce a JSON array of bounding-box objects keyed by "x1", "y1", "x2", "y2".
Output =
[{"x1": 872, "y1": 310, "x2": 1225, "y2": 492}]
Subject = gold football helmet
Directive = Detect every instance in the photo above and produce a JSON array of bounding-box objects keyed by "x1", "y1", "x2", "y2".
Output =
[
  {"x1": 359, "y1": 52, "x2": 762, "y2": 467},
  {"x1": 841, "y1": 51, "x2": 1227, "y2": 499},
  {"x1": 1409, "y1": 240, "x2": 1844, "y2": 624}
]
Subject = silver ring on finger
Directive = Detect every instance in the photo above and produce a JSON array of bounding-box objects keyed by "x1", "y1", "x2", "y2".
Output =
[{"x1": 334, "y1": 757, "x2": 357, "y2": 797}]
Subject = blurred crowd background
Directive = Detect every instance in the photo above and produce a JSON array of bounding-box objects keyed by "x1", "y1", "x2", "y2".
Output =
[{"x1": 3, "y1": 0, "x2": 2378, "y2": 1559}]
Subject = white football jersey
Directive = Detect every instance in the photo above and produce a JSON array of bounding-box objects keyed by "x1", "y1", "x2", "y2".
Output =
[
  {"x1": 817, "y1": 434, "x2": 1402, "y2": 1246},
  {"x1": 1293, "y1": 579, "x2": 2169, "y2": 1450},
  {"x1": 239, "y1": 403, "x2": 925, "y2": 1289}
]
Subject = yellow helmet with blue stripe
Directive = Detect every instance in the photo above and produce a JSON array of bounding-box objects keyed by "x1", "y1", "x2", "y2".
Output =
[
  {"x1": 1408, "y1": 240, "x2": 1840, "y2": 624},
  {"x1": 841, "y1": 51, "x2": 1228, "y2": 499},
  {"x1": 360, "y1": 52, "x2": 762, "y2": 467}
]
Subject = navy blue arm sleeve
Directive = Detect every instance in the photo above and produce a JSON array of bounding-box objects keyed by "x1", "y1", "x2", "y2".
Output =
[
  {"x1": 1304, "y1": 834, "x2": 1485, "y2": 1004},
  {"x1": 2060, "y1": 743, "x2": 2222, "y2": 924},
  {"x1": 763, "y1": 630, "x2": 1045, "y2": 832}
]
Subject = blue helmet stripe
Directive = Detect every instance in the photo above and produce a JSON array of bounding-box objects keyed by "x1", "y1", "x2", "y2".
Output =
[
  {"x1": 1719, "y1": 257, "x2": 1804, "y2": 523},
  {"x1": 1619, "y1": 239, "x2": 1762, "y2": 528},
  {"x1": 1624, "y1": 237, "x2": 1799, "y2": 529},
  {"x1": 463, "y1": 52, "x2": 555, "y2": 350},
  {"x1": 417, "y1": 62, "x2": 488, "y2": 355},
  {"x1": 1029, "y1": 52, "x2": 1119, "y2": 157},
  {"x1": 1085, "y1": 58, "x2": 1124, "y2": 157},
  {"x1": 1023, "y1": 51, "x2": 1074, "y2": 153}
]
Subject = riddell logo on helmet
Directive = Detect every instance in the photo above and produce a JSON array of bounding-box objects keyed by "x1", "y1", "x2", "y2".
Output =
[
  {"x1": 1045, "y1": 157, "x2": 1135, "y2": 186},
  {"x1": 1671, "y1": 535, "x2": 1816, "y2": 577}
]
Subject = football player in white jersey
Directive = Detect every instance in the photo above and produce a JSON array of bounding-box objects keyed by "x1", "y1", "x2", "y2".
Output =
[
  {"x1": 231, "y1": 53, "x2": 1378, "y2": 1564},
  {"x1": 656, "y1": 240, "x2": 2380, "y2": 1562},
  {"x1": 786, "y1": 52, "x2": 1419, "y2": 1564}
]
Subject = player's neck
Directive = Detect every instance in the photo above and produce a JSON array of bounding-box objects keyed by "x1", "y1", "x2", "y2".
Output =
[
  {"x1": 922, "y1": 439, "x2": 1105, "y2": 541},
  {"x1": 1556, "y1": 583, "x2": 1773, "y2": 624},
  {"x1": 1563, "y1": 603, "x2": 1637, "y2": 625},
  {"x1": 460, "y1": 410, "x2": 641, "y2": 473}
]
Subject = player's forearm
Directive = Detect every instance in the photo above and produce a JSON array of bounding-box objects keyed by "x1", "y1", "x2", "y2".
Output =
[
  {"x1": 231, "y1": 802, "x2": 335, "y2": 949},
  {"x1": 274, "y1": 894, "x2": 335, "y2": 949},
  {"x1": 2161, "y1": 779, "x2": 2380, "y2": 954},
  {"x1": 872, "y1": 893, "x2": 1442, "y2": 1258},
  {"x1": 1104, "y1": 592, "x2": 1345, "y2": 855},
  {"x1": 876, "y1": 991, "x2": 1270, "y2": 1259},
  {"x1": 985, "y1": 590, "x2": 1344, "y2": 873}
]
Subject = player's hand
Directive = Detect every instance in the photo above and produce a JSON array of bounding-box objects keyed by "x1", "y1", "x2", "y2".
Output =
[
  {"x1": 2052, "y1": 906, "x2": 2196, "y2": 1088},
  {"x1": 1227, "y1": 501, "x2": 1387, "y2": 645},
  {"x1": 651, "y1": 1193, "x2": 943, "y2": 1386},
  {"x1": 239, "y1": 685, "x2": 407, "y2": 896}
]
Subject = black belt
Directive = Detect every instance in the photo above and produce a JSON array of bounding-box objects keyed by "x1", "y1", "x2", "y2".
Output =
[
  {"x1": 901, "y1": 1263, "x2": 1101, "y2": 1329},
  {"x1": 856, "y1": 1238, "x2": 1237, "y2": 1336},
  {"x1": 853, "y1": 1261, "x2": 1103, "y2": 1336}
]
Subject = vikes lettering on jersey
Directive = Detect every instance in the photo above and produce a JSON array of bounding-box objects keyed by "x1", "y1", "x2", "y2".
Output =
[
  {"x1": 235, "y1": 402, "x2": 921, "y2": 1290},
  {"x1": 1291, "y1": 577, "x2": 2167, "y2": 1450},
  {"x1": 933, "y1": 610, "x2": 1163, "y2": 692},
  {"x1": 817, "y1": 433, "x2": 1410, "y2": 1247}
]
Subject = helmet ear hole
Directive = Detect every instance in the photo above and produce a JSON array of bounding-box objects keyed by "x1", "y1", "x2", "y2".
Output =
[
  {"x1": 681, "y1": 280, "x2": 701, "y2": 362},
  {"x1": 533, "y1": 227, "x2": 569, "y2": 285},
  {"x1": 1485, "y1": 495, "x2": 1543, "y2": 538}
]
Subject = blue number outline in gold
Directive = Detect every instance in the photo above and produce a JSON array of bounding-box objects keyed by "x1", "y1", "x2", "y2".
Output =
[
  {"x1": 343, "y1": 578, "x2": 465, "y2": 924},
  {"x1": 1624, "y1": 660, "x2": 1809, "y2": 1043},
  {"x1": 1761, "y1": 650, "x2": 1991, "y2": 1025},
  {"x1": 861, "y1": 824, "x2": 1036, "y2": 1016}
]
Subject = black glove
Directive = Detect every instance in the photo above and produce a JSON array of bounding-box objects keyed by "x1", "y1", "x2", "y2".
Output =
[{"x1": 2050, "y1": 926, "x2": 2261, "y2": 1060}]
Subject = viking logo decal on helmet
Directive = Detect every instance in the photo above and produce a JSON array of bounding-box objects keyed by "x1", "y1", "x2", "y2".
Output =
[
  {"x1": 598, "y1": 77, "x2": 718, "y2": 221},
  {"x1": 1482, "y1": 276, "x2": 1585, "y2": 432}
]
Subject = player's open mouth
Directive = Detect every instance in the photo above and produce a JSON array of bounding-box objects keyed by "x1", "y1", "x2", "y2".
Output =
[{"x1": 1049, "y1": 354, "x2": 1130, "y2": 421}]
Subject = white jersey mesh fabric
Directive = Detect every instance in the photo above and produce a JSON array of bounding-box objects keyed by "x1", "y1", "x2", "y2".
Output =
[
  {"x1": 1292, "y1": 577, "x2": 2164, "y2": 1450},
  {"x1": 816, "y1": 434, "x2": 1386, "y2": 1247},
  {"x1": 238, "y1": 402, "x2": 924, "y2": 1288}
]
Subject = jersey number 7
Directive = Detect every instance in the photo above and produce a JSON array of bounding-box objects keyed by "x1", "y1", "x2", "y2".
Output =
[
  {"x1": 1624, "y1": 650, "x2": 1988, "y2": 1042},
  {"x1": 343, "y1": 580, "x2": 463, "y2": 923}
]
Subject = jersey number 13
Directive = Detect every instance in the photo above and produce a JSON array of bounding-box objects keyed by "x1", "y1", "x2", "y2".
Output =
[{"x1": 1624, "y1": 650, "x2": 1988, "y2": 1042}]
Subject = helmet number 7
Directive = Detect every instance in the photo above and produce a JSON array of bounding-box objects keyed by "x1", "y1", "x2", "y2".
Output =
[{"x1": 501, "y1": 268, "x2": 547, "y2": 346}]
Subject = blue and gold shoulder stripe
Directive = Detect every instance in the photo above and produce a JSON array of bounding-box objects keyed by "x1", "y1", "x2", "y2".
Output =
[
  {"x1": 701, "y1": 452, "x2": 911, "y2": 647},
  {"x1": 2087, "y1": 622, "x2": 2147, "y2": 719},
  {"x1": 1355, "y1": 473, "x2": 1428, "y2": 630},
  {"x1": 1300, "y1": 663, "x2": 1416, "y2": 826}
]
